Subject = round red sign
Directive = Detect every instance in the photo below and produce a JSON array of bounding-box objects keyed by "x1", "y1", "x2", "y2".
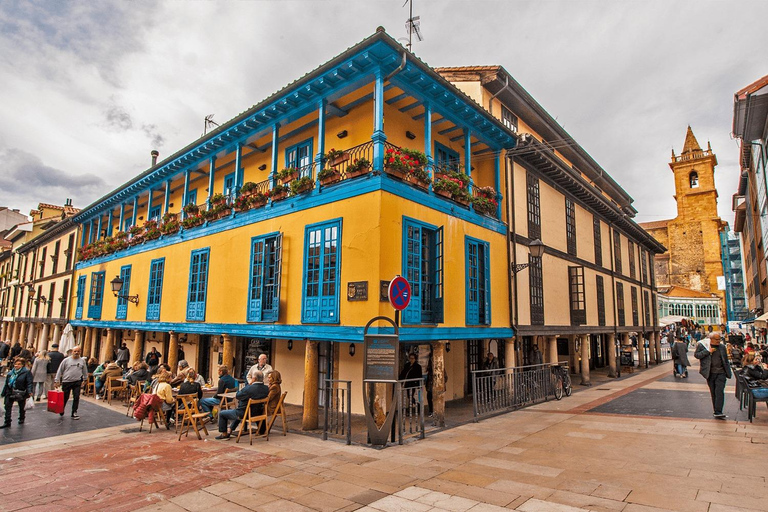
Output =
[{"x1": 388, "y1": 276, "x2": 411, "y2": 311}]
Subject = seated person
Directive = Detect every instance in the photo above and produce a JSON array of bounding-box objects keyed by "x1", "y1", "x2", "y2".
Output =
[
  {"x1": 170, "y1": 360, "x2": 191, "y2": 387},
  {"x1": 216, "y1": 369, "x2": 268, "y2": 440},
  {"x1": 152, "y1": 370, "x2": 175, "y2": 427},
  {"x1": 743, "y1": 353, "x2": 768, "y2": 380},
  {"x1": 86, "y1": 357, "x2": 99, "y2": 374},
  {"x1": 127, "y1": 362, "x2": 150, "y2": 387},
  {"x1": 178, "y1": 369, "x2": 203, "y2": 400},
  {"x1": 96, "y1": 362, "x2": 122, "y2": 398},
  {"x1": 267, "y1": 370, "x2": 282, "y2": 417},
  {"x1": 199, "y1": 365, "x2": 238, "y2": 417}
]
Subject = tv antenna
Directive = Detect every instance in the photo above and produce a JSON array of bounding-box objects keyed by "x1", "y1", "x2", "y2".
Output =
[
  {"x1": 203, "y1": 114, "x2": 219, "y2": 136},
  {"x1": 403, "y1": 0, "x2": 423, "y2": 52}
]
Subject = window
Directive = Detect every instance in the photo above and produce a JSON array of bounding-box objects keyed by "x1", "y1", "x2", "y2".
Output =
[
  {"x1": 75, "y1": 275, "x2": 86, "y2": 320},
  {"x1": 527, "y1": 172, "x2": 541, "y2": 240},
  {"x1": 116, "y1": 265, "x2": 131, "y2": 320},
  {"x1": 596, "y1": 275, "x2": 606, "y2": 327},
  {"x1": 187, "y1": 248, "x2": 210, "y2": 321},
  {"x1": 641, "y1": 248, "x2": 648, "y2": 284},
  {"x1": 286, "y1": 138, "x2": 313, "y2": 171},
  {"x1": 302, "y1": 220, "x2": 341, "y2": 324},
  {"x1": 248, "y1": 233, "x2": 283, "y2": 322},
  {"x1": 643, "y1": 291, "x2": 650, "y2": 326},
  {"x1": 87, "y1": 271, "x2": 105, "y2": 319},
  {"x1": 466, "y1": 237, "x2": 490, "y2": 325},
  {"x1": 689, "y1": 171, "x2": 699, "y2": 188},
  {"x1": 628, "y1": 240, "x2": 636, "y2": 279},
  {"x1": 185, "y1": 189, "x2": 198, "y2": 208},
  {"x1": 502, "y1": 106, "x2": 518, "y2": 133},
  {"x1": 631, "y1": 287, "x2": 639, "y2": 325},
  {"x1": 224, "y1": 172, "x2": 235, "y2": 196},
  {"x1": 147, "y1": 258, "x2": 165, "y2": 321},
  {"x1": 613, "y1": 229, "x2": 622, "y2": 274},
  {"x1": 52, "y1": 241, "x2": 60, "y2": 274},
  {"x1": 529, "y1": 255, "x2": 544, "y2": 325},
  {"x1": 122, "y1": 217, "x2": 132, "y2": 232},
  {"x1": 593, "y1": 216, "x2": 602, "y2": 267},
  {"x1": 39, "y1": 248, "x2": 46, "y2": 279},
  {"x1": 566, "y1": 198, "x2": 577, "y2": 256},
  {"x1": 403, "y1": 218, "x2": 444, "y2": 324},
  {"x1": 568, "y1": 266, "x2": 586, "y2": 325},
  {"x1": 65, "y1": 234, "x2": 74, "y2": 270},
  {"x1": 435, "y1": 141, "x2": 460, "y2": 171},
  {"x1": 60, "y1": 279, "x2": 69, "y2": 318},
  {"x1": 47, "y1": 282, "x2": 55, "y2": 317},
  {"x1": 616, "y1": 282, "x2": 625, "y2": 326},
  {"x1": 149, "y1": 205, "x2": 161, "y2": 222}
]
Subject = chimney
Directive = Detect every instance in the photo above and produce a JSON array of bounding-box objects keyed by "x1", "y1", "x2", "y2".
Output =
[
  {"x1": 65, "y1": 198, "x2": 72, "y2": 207},
  {"x1": 151, "y1": 150, "x2": 159, "y2": 167}
]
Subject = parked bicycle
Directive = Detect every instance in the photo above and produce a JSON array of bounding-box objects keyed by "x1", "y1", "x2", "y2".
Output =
[{"x1": 551, "y1": 364, "x2": 572, "y2": 400}]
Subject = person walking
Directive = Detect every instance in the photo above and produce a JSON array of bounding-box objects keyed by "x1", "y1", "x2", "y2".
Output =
[
  {"x1": 46, "y1": 344, "x2": 65, "y2": 399},
  {"x1": 695, "y1": 332, "x2": 732, "y2": 420},
  {"x1": 0, "y1": 340, "x2": 10, "y2": 376},
  {"x1": 31, "y1": 351, "x2": 49, "y2": 401},
  {"x1": 54, "y1": 346, "x2": 88, "y2": 420},
  {"x1": 1, "y1": 357, "x2": 33, "y2": 428},
  {"x1": 145, "y1": 347, "x2": 162, "y2": 373},
  {"x1": 672, "y1": 335, "x2": 690, "y2": 378},
  {"x1": 116, "y1": 343, "x2": 130, "y2": 372}
]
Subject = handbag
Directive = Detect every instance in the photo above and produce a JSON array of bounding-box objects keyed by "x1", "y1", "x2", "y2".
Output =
[{"x1": 11, "y1": 389, "x2": 26, "y2": 401}]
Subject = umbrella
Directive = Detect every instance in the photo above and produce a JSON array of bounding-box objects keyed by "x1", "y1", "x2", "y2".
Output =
[{"x1": 59, "y1": 323, "x2": 76, "y2": 353}]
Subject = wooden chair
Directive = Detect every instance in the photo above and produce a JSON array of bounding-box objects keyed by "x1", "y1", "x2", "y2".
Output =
[
  {"x1": 139, "y1": 402, "x2": 166, "y2": 433},
  {"x1": 176, "y1": 394, "x2": 209, "y2": 440},
  {"x1": 236, "y1": 397, "x2": 269, "y2": 444},
  {"x1": 85, "y1": 374, "x2": 95, "y2": 397},
  {"x1": 126, "y1": 381, "x2": 147, "y2": 417},
  {"x1": 266, "y1": 392, "x2": 288, "y2": 437},
  {"x1": 217, "y1": 387, "x2": 238, "y2": 412},
  {"x1": 106, "y1": 378, "x2": 128, "y2": 405}
]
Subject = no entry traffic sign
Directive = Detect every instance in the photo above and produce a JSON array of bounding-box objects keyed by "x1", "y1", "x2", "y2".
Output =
[{"x1": 388, "y1": 276, "x2": 411, "y2": 311}]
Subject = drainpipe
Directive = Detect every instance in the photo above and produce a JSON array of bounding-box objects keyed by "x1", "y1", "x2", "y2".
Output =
[
  {"x1": 489, "y1": 76, "x2": 510, "y2": 116},
  {"x1": 504, "y1": 150, "x2": 518, "y2": 365},
  {"x1": 384, "y1": 50, "x2": 407, "y2": 83}
]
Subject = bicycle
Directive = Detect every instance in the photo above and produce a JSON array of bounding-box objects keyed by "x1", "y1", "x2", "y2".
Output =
[{"x1": 551, "y1": 365, "x2": 572, "y2": 400}]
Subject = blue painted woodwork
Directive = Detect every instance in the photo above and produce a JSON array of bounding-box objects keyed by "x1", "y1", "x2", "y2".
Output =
[
  {"x1": 465, "y1": 237, "x2": 491, "y2": 325},
  {"x1": 224, "y1": 172, "x2": 235, "y2": 197},
  {"x1": 270, "y1": 124, "x2": 279, "y2": 184},
  {"x1": 372, "y1": 70, "x2": 386, "y2": 171},
  {"x1": 248, "y1": 232, "x2": 283, "y2": 323},
  {"x1": 118, "y1": 203, "x2": 125, "y2": 233},
  {"x1": 302, "y1": 219, "x2": 341, "y2": 324},
  {"x1": 132, "y1": 197, "x2": 138, "y2": 227},
  {"x1": 146, "y1": 258, "x2": 165, "y2": 321},
  {"x1": 315, "y1": 100, "x2": 326, "y2": 188},
  {"x1": 233, "y1": 143, "x2": 243, "y2": 196},
  {"x1": 164, "y1": 180, "x2": 171, "y2": 214},
  {"x1": 96, "y1": 215, "x2": 102, "y2": 241},
  {"x1": 181, "y1": 171, "x2": 190, "y2": 218},
  {"x1": 285, "y1": 138, "x2": 313, "y2": 173},
  {"x1": 402, "y1": 217, "x2": 443, "y2": 325},
  {"x1": 435, "y1": 141, "x2": 459, "y2": 170},
  {"x1": 87, "y1": 271, "x2": 105, "y2": 319},
  {"x1": 75, "y1": 275, "x2": 86, "y2": 319},
  {"x1": 149, "y1": 206, "x2": 161, "y2": 222},
  {"x1": 116, "y1": 265, "x2": 131, "y2": 320},
  {"x1": 186, "y1": 248, "x2": 210, "y2": 321},
  {"x1": 107, "y1": 210, "x2": 113, "y2": 237},
  {"x1": 207, "y1": 157, "x2": 216, "y2": 208},
  {"x1": 185, "y1": 189, "x2": 198, "y2": 209}
]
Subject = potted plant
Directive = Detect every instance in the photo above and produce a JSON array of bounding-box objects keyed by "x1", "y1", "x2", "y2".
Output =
[
  {"x1": 182, "y1": 213, "x2": 204, "y2": 229},
  {"x1": 128, "y1": 225, "x2": 143, "y2": 237},
  {"x1": 471, "y1": 195, "x2": 498, "y2": 216},
  {"x1": 409, "y1": 167, "x2": 432, "y2": 190},
  {"x1": 240, "y1": 181, "x2": 258, "y2": 196},
  {"x1": 325, "y1": 148, "x2": 349, "y2": 167},
  {"x1": 433, "y1": 171, "x2": 470, "y2": 206},
  {"x1": 290, "y1": 176, "x2": 314, "y2": 196},
  {"x1": 183, "y1": 203, "x2": 200, "y2": 217},
  {"x1": 318, "y1": 167, "x2": 341, "y2": 186},
  {"x1": 346, "y1": 158, "x2": 371, "y2": 178},
  {"x1": 114, "y1": 230, "x2": 128, "y2": 240},
  {"x1": 162, "y1": 212, "x2": 178, "y2": 224},
  {"x1": 251, "y1": 190, "x2": 269, "y2": 208},
  {"x1": 161, "y1": 219, "x2": 180, "y2": 234},
  {"x1": 210, "y1": 193, "x2": 228, "y2": 206},
  {"x1": 277, "y1": 168, "x2": 299, "y2": 185},
  {"x1": 201, "y1": 207, "x2": 217, "y2": 221},
  {"x1": 271, "y1": 184, "x2": 289, "y2": 201},
  {"x1": 233, "y1": 195, "x2": 252, "y2": 212},
  {"x1": 144, "y1": 220, "x2": 161, "y2": 240}
]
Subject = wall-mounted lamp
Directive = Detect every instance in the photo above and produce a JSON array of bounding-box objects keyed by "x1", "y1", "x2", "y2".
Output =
[
  {"x1": 138, "y1": 216, "x2": 144, "y2": 221},
  {"x1": 349, "y1": 343, "x2": 356, "y2": 357},
  {"x1": 287, "y1": 340, "x2": 293, "y2": 351},
  {"x1": 405, "y1": 131, "x2": 417, "y2": 140},
  {"x1": 337, "y1": 130, "x2": 348, "y2": 139},
  {"x1": 179, "y1": 335, "x2": 187, "y2": 343},
  {"x1": 511, "y1": 239, "x2": 545, "y2": 274},
  {"x1": 168, "y1": 203, "x2": 174, "y2": 208},
  {"x1": 110, "y1": 275, "x2": 140, "y2": 305},
  {"x1": 258, "y1": 164, "x2": 267, "y2": 171},
  {"x1": 445, "y1": 342, "x2": 451, "y2": 353}
]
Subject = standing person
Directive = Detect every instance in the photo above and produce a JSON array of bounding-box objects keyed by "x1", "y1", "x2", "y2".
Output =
[
  {"x1": 54, "y1": 346, "x2": 88, "y2": 420},
  {"x1": 145, "y1": 347, "x2": 162, "y2": 373},
  {"x1": 0, "y1": 340, "x2": 10, "y2": 376},
  {"x1": 31, "y1": 351, "x2": 49, "y2": 401},
  {"x1": 531, "y1": 345, "x2": 543, "y2": 366},
  {"x1": 672, "y1": 335, "x2": 690, "y2": 378},
  {"x1": 46, "y1": 344, "x2": 65, "y2": 399},
  {"x1": 116, "y1": 343, "x2": 130, "y2": 372},
  {"x1": 695, "y1": 333, "x2": 732, "y2": 420},
  {"x1": 0, "y1": 357, "x2": 33, "y2": 428},
  {"x1": 399, "y1": 352, "x2": 423, "y2": 409},
  {"x1": 9, "y1": 341, "x2": 22, "y2": 360},
  {"x1": 216, "y1": 370, "x2": 269, "y2": 440},
  {"x1": 484, "y1": 352, "x2": 500, "y2": 372},
  {"x1": 247, "y1": 354, "x2": 273, "y2": 381}
]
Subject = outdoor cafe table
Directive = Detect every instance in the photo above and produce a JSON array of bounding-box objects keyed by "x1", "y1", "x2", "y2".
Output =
[{"x1": 172, "y1": 387, "x2": 219, "y2": 398}]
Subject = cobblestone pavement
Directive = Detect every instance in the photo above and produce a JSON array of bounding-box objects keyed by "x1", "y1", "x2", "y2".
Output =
[{"x1": 3, "y1": 361, "x2": 768, "y2": 512}]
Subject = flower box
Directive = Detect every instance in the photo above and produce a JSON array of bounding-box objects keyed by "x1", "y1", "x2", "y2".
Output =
[
  {"x1": 384, "y1": 166, "x2": 407, "y2": 180},
  {"x1": 435, "y1": 189, "x2": 452, "y2": 200},
  {"x1": 329, "y1": 153, "x2": 350, "y2": 167},
  {"x1": 453, "y1": 194, "x2": 470, "y2": 206},
  {"x1": 272, "y1": 189, "x2": 288, "y2": 201},
  {"x1": 346, "y1": 165, "x2": 370, "y2": 179},
  {"x1": 319, "y1": 169, "x2": 341, "y2": 186},
  {"x1": 277, "y1": 168, "x2": 299, "y2": 185}
]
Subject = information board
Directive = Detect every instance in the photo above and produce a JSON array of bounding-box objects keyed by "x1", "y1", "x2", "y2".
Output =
[{"x1": 364, "y1": 334, "x2": 399, "y2": 381}]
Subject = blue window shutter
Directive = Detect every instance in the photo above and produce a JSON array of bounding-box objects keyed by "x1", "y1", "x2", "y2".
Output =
[
  {"x1": 147, "y1": 258, "x2": 165, "y2": 321},
  {"x1": 87, "y1": 272, "x2": 105, "y2": 319},
  {"x1": 224, "y1": 173, "x2": 235, "y2": 195},
  {"x1": 75, "y1": 275, "x2": 86, "y2": 319},
  {"x1": 116, "y1": 265, "x2": 131, "y2": 320},
  {"x1": 433, "y1": 226, "x2": 444, "y2": 323},
  {"x1": 185, "y1": 189, "x2": 197, "y2": 207},
  {"x1": 482, "y1": 242, "x2": 491, "y2": 325},
  {"x1": 186, "y1": 249, "x2": 209, "y2": 321},
  {"x1": 466, "y1": 239, "x2": 478, "y2": 325},
  {"x1": 302, "y1": 221, "x2": 340, "y2": 324},
  {"x1": 402, "y1": 222, "x2": 422, "y2": 325},
  {"x1": 248, "y1": 238, "x2": 265, "y2": 322},
  {"x1": 263, "y1": 233, "x2": 283, "y2": 322}
]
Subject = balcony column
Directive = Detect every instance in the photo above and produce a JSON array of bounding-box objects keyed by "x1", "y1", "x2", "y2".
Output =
[
  {"x1": 424, "y1": 101, "x2": 433, "y2": 188},
  {"x1": 371, "y1": 69, "x2": 387, "y2": 172},
  {"x1": 164, "y1": 179, "x2": 171, "y2": 216},
  {"x1": 181, "y1": 171, "x2": 190, "y2": 220},
  {"x1": 270, "y1": 124, "x2": 279, "y2": 189},
  {"x1": 146, "y1": 189, "x2": 153, "y2": 222},
  {"x1": 649, "y1": 331, "x2": 657, "y2": 364},
  {"x1": 547, "y1": 336, "x2": 558, "y2": 364},
  {"x1": 131, "y1": 196, "x2": 139, "y2": 227},
  {"x1": 221, "y1": 333, "x2": 234, "y2": 373},
  {"x1": 106, "y1": 209, "x2": 113, "y2": 237},
  {"x1": 168, "y1": 331, "x2": 179, "y2": 371},
  {"x1": 118, "y1": 202, "x2": 125, "y2": 233},
  {"x1": 430, "y1": 340, "x2": 446, "y2": 428},
  {"x1": 80, "y1": 222, "x2": 88, "y2": 247},
  {"x1": 88, "y1": 219, "x2": 95, "y2": 244},
  {"x1": 302, "y1": 339, "x2": 319, "y2": 430},
  {"x1": 638, "y1": 333, "x2": 647, "y2": 368},
  {"x1": 233, "y1": 143, "x2": 243, "y2": 197},
  {"x1": 96, "y1": 214, "x2": 103, "y2": 241},
  {"x1": 132, "y1": 330, "x2": 145, "y2": 365},
  {"x1": 464, "y1": 128, "x2": 472, "y2": 195},
  {"x1": 494, "y1": 151, "x2": 502, "y2": 218},
  {"x1": 207, "y1": 156, "x2": 216, "y2": 209},
  {"x1": 607, "y1": 333, "x2": 617, "y2": 378},
  {"x1": 315, "y1": 98, "x2": 326, "y2": 189}
]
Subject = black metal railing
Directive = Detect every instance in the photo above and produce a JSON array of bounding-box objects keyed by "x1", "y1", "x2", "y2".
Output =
[
  {"x1": 333, "y1": 141, "x2": 374, "y2": 181},
  {"x1": 472, "y1": 362, "x2": 567, "y2": 419},
  {"x1": 396, "y1": 378, "x2": 425, "y2": 444},
  {"x1": 322, "y1": 379, "x2": 352, "y2": 445}
]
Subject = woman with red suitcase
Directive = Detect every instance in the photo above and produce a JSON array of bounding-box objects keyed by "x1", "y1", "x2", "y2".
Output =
[{"x1": 1, "y1": 357, "x2": 33, "y2": 428}]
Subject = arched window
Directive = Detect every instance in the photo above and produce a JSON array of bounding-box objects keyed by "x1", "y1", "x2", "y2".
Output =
[{"x1": 689, "y1": 171, "x2": 699, "y2": 188}]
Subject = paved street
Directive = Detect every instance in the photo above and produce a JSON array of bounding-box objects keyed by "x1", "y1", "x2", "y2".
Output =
[{"x1": 2, "y1": 361, "x2": 768, "y2": 512}]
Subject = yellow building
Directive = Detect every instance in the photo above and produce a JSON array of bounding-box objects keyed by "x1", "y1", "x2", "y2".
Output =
[{"x1": 69, "y1": 29, "x2": 517, "y2": 424}]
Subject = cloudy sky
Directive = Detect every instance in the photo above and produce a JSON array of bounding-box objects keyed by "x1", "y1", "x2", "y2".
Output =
[{"x1": 0, "y1": 0, "x2": 765, "y2": 227}]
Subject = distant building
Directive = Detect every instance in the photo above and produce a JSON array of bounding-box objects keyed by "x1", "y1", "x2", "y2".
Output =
[
  {"x1": 719, "y1": 230, "x2": 749, "y2": 322},
  {"x1": 0, "y1": 207, "x2": 28, "y2": 233},
  {"x1": 639, "y1": 127, "x2": 728, "y2": 321},
  {"x1": 657, "y1": 285, "x2": 722, "y2": 328}
]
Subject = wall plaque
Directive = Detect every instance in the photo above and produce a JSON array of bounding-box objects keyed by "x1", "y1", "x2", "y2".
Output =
[{"x1": 347, "y1": 281, "x2": 368, "y2": 301}]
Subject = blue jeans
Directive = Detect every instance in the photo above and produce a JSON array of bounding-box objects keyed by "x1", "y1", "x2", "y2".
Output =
[
  {"x1": 218, "y1": 409, "x2": 241, "y2": 434},
  {"x1": 677, "y1": 363, "x2": 687, "y2": 376},
  {"x1": 199, "y1": 397, "x2": 219, "y2": 415},
  {"x1": 752, "y1": 388, "x2": 768, "y2": 399}
]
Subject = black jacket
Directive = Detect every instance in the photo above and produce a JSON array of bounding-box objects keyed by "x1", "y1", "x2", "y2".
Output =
[
  {"x1": 235, "y1": 382, "x2": 269, "y2": 418},
  {"x1": 695, "y1": 343, "x2": 732, "y2": 380},
  {"x1": 2, "y1": 367, "x2": 33, "y2": 398},
  {"x1": 47, "y1": 351, "x2": 65, "y2": 375},
  {"x1": 672, "y1": 342, "x2": 690, "y2": 367}
]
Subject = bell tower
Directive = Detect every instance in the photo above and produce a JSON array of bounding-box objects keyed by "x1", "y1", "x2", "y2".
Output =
[{"x1": 670, "y1": 126, "x2": 719, "y2": 220}]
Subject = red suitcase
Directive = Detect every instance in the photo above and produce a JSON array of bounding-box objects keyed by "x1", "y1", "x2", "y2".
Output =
[{"x1": 47, "y1": 390, "x2": 65, "y2": 414}]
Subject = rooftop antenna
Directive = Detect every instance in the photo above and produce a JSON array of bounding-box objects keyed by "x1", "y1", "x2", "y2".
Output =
[
  {"x1": 203, "y1": 114, "x2": 219, "y2": 136},
  {"x1": 403, "y1": 0, "x2": 423, "y2": 52}
]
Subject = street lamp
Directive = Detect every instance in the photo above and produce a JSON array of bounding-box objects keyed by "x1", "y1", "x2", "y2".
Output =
[
  {"x1": 26, "y1": 286, "x2": 48, "y2": 305},
  {"x1": 110, "y1": 275, "x2": 139, "y2": 304},
  {"x1": 511, "y1": 239, "x2": 545, "y2": 274}
]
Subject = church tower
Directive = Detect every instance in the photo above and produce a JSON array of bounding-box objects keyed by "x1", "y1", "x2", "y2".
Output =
[{"x1": 670, "y1": 126, "x2": 719, "y2": 220}]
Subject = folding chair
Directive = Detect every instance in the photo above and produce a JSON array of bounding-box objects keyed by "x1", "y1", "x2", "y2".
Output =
[
  {"x1": 85, "y1": 373, "x2": 95, "y2": 397},
  {"x1": 107, "y1": 378, "x2": 128, "y2": 405},
  {"x1": 218, "y1": 388, "x2": 238, "y2": 411},
  {"x1": 177, "y1": 394, "x2": 209, "y2": 440},
  {"x1": 139, "y1": 403, "x2": 166, "y2": 433},
  {"x1": 236, "y1": 397, "x2": 269, "y2": 444},
  {"x1": 126, "y1": 381, "x2": 146, "y2": 417},
  {"x1": 266, "y1": 392, "x2": 288, "y2": 437}
]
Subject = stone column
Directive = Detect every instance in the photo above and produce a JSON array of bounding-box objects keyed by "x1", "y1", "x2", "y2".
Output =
[
  {"x1": 1, "y1": 321, "x2": 7, "y2": 340},
  {"x1": 221, "y1": 334, "x2": 234, "y2": 374},
  {"x1": 649, "y1": 331, "x2": 657, "y2": 364},
  {"x1": 580, "y1": 335, "x2": 591, "y2": 386},
  {"x1": 506, "y1": 338, "x2": 516, "y2": 367},
  {"x1": 132, "y1": 330, "x2": 145, "y2": 365},
  {"x1": 11, "y1": 322, "x2": 20, "y2": 344},
  {"x1": 52, "y1": 323, "x2": 62, "y2": 351},
  {"x1": 82, "y1": 327, "x2": 92, "y2": 358},
  {"x1": 168, "y1": 331, "x2": 179, "y2": 371},
  {"x1": 654, "y1": 332, "x2": 662, "y2": 363},
  {"x1": 76, "y1": 327, "x2": 83, "y2": 348},
  {"x1": 547, "y1": 336, "x2": 558, "y2": 364},
  {"x1": 26, "y1": 322, "x2": 36, "y2": 348},
  {"x1": 39, "y1": 323, "x2": 50, "y2": 352},
  {"x1": 607, "y1": 333, "x2": 617, "y2": 378},
  {"x1": 569, "y1": 335, "x2": 578, "y2": 374},
  {"x1": 19, "y1": 322, "x2": 28, "y2": 347},
  {"x1": 430, "y1": 341, "x2": 446, "y2": 428},
  {"x1": 102, "y1": 328, "x2": 115, "y2": 362},
  {"x1": 638, "y1": 333, "x2": 647, "y2": 368},
  {"x1": 302, "y1": 340, "x2": 319, "y2": 430}
]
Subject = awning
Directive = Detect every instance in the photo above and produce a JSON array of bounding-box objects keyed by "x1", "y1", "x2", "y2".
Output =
[
  {"x1": 753, "y1": 312, "x2": 768, "y2": 326},
  {"x1": 659, "y1": 315, "x2": 686, "y2": 325}
]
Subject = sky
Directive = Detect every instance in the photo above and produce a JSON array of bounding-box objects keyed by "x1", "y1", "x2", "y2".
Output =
[{"x1": 0, "y1": 0, "x2": 765, "y2": 228}]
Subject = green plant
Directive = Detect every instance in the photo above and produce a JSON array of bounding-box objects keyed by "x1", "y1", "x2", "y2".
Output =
[
  {"x1": 162, "y1": 212, "x2": 177, "y2": 224},
  {"x1": 210, "y1": 193, "x2": 227, "y2": 205},
  {"x1": 318, "y1": 167, "x2": 340, "y2": 180},
  {"x1": 183, "y1": 203, "x2": 199, "y2": 216},
  {"x1": 410, "y1": 167, "x2": 432, "y2": 184},
  {"x1": 347, "y1": 158, "x2": 371, "y2": 173},
  {"x1": 240, "y1": 181, "x2": 258, "y2": 195},
  {"x1": 290, "y1": 176, "x2": 314, "y2": 195},
  {"x1": 201, "y1": 207, "x2": 217, "y2": 221},
  {"x1": 472, "y1": 195, "x2": 498, "y2": 215},
  {"x1": 475, "y1": 186, "x2": 497, "y2": 199},
  {"x1": 384, "y1": 147, "x2": 427, "y2": 173},
  {"x1": 182, "y1": 214, "x2": 204, "y2": 229},
  {"x1": 271, "y1": 184, "x2": 289, "y2": 198},
  {"x1": 114, "y1": 230, "x2": 128, "y2": 240},
  {"x1": 234, "y1": 195, "x2": 252, "y2": 211},
  {"x1": 325, "y1": 148, "x2": 345, "y2": 161},
  {"x1": 161, "y1": 219, "x2": 180, "y2": 234},
  {"x1": 277, "y1": 168, "x2": 299, "y2": 180},
  {"x1": 128, "y1": 225, "x2": 143, "y2": 236}
]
